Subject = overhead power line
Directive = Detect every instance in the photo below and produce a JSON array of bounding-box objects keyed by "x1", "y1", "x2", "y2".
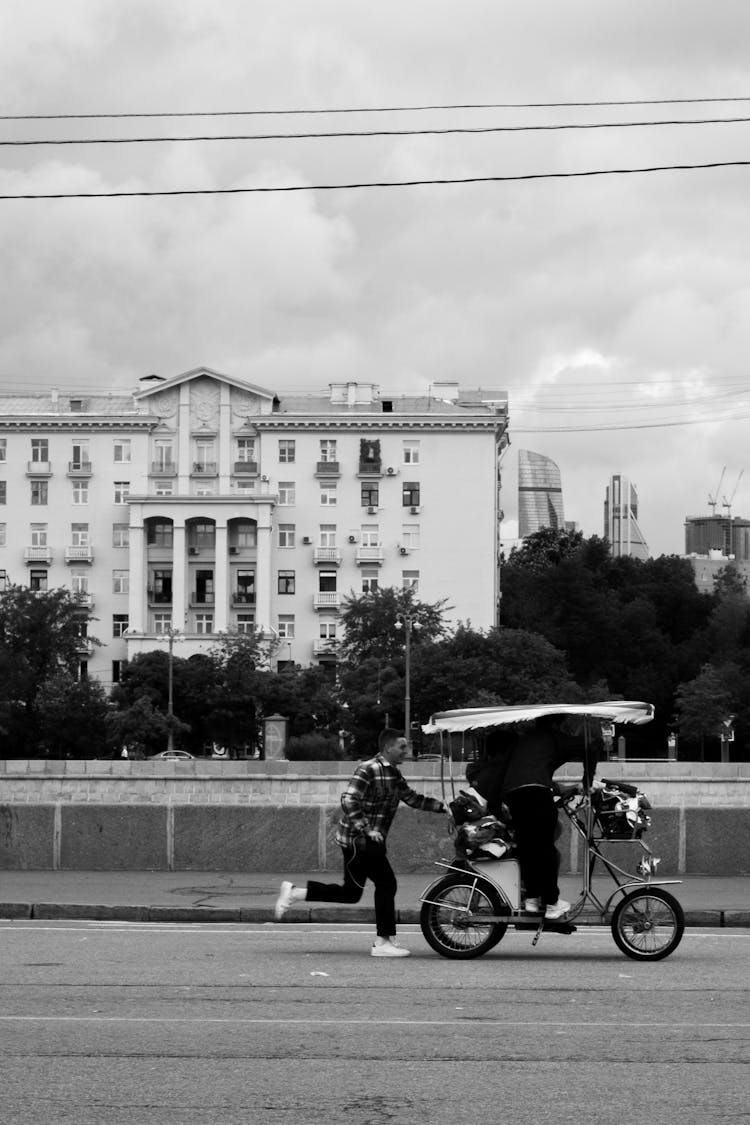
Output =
[
  {"x1": 4, "y1": 114, "x2": 750, "y2": 147},
  {"x1": 3, "y1": 159, "x2": 750, "y2": 200},
  {"x1": 3, "y1": 96, "x2": 750, "y2": 121}
]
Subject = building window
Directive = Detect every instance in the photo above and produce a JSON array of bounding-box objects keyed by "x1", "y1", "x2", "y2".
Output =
[
  {"x1": 0, "y1": 482, "x2": 5, "y2": 505},
  {"x1": 153, "y1": 440, "x2": 174, "y2": 469},
  {"x1": 31, "y1": 480, "x2": 48, "y2": 505},
  {"x1": 0, "y1": 438, "x2": 6, "y2": 462},
  {"x1": 279, "y1": 439, "x2": 295, "y2": 463},
  {"x1": 319, "y1": 620, "x2": 337, "y2": 640},
  {"x1": 112, "y1": 659, "x2": 124, "y2": 684},
  {"x1": 402, "y1": 570, "x2": 420, "y2": 592},
  {"x1": 153, "y1": 613, "x2": 172, "y2": 634},
  {"x1": 189, "y1": 521, "x2": 215, "y2": 550},
  {"x1": 113, "y1": 614, "x2": 129, "y2": 638},
  {"x1": 403, "y1": 440, "x2": 420, "y2": 464},
  {"x1": 0, "y1": 568, "x2": 6, "y2": 590},
  {"x1": 71, "y1": 440, "x2": 90, "y2": 469},
  {"x1": 236, "y1": 437, "x2": 256, "y2": 462},
  {"x1": 195, "y1": 485, "x2": 216, "y2": 497},
  {"x1": 78, "y1": 660, "x2": 88, "y2": 681},
  {"x1": 319, "y1": 439, "x2": 337, "y2": 463},
  {"x1": 236, "y1": 613, "x2": 256, "y2": 634},
  {"x1": 71, "y1": 480, "x2": 88, "y2": 505},
  {"x1": 361, "y1": 483, "x2": 379, "y2": 508},
  {"x1": 154, "y1": 482, "x2": 174, "y2": 497},
  {"x1": 0, "y1": 524, "x2": 5, "y2": 546},
  {"x1": 70, "y1": 570, "x2": 89, "y2": 595},
  {"x1": 320, "y1": 483, "x2": 337, "y2": 506},
  {"x1": 71, "y1": 522, "x2": 89, "y2": 547},
  {"x1": 30, "y1": 569, "x2": 48, "y2": 592},
  {"x1": 360, "y1": 524, "x2": 379, "y2": 547},
  {"x1": 318, "y1": 570, "x2": 337, "y2": 593},
  {"x1": 114, "y1": 481, "x2": 130, "y2": 504},
  {"x1": 195, "y1": 613, "x2": 214, "y2": 635},
  {"x1": 113, "y1": 569, "x2": 129, "y2": 594},
  {"x1": 114, "y1": 439, "x2": 131, "y2": 463},
  {"x1": 31, "y1": 523, "x2": 48, "y2": 547},
  {"x1": 234, "y1": 521, "x2": 257, "y2": 548},
  {"x1": 362, "y1": 569, "x2": 379, "y2": 594},
  {"x1": 319, "y1": 524, "x2": 337, "y2": 548},
  {"x1": 401, "y1": 523, "x2": 420, "y2": 549},
  {"x1": 278, "y1": 570, "x2": 295, "y2": 594},
  {"x1": 194, "y1": 569, "x2": 214, "y2": 605},
  {"x1": 147, "y1": 521, "x2": 173, "y2": 547},
  {"x1": 234, "y1": 570, "x2": 254, "y2": 603},
  {"x1": 194, "y1": 439, "x2": 215, "y2": 471},
  {"x1": 278, "y1": 481, "x2": 296, "y2": 506},
  {"x1": 113, "y1": 523, "x2": 129, "y2": 548},
  {"x1": 277, "y1": 615, "x2": 295, "y2": 639},
  {"x1": 278, "y1": 524, "x2": 295, "y2": 548},
  {"x1": 234, "y1": 479, "x2": 255, "y2": 495},
  {"x1": 402, "y1": 481, "x2": 420, "y2": 507},
  {"x1": 31, "y1": 438, "x2": 49, "y2": 462},
  {"x1": 151, "y1": 569, "x2": 172, "y2": 603}
]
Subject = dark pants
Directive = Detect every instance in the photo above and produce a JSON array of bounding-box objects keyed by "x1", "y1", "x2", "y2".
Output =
[
  {"x1": 306, "y1": 841, "x2": 398, "y2": 938},
  {"x1": 505, "y1": 785, "x2": 560, "y2": 906}
]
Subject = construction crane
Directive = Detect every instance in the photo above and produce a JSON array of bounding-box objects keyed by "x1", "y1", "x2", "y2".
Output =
[
  {"x1": 708, "y1": 466, "x2": 726, "y2": 515},
  {"x1": 722, "y1": 469, "x2": 745, "y2": 517}
]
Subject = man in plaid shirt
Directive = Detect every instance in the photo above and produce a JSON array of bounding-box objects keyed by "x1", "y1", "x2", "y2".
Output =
[{"x1": 275, "y1": 727, "x2": 445, "y2": 957}]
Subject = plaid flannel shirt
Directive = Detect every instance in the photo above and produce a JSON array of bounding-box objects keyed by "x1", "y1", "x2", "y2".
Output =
[{"x1": 336, "y1": 754, "x2": 444, "y2": 847}]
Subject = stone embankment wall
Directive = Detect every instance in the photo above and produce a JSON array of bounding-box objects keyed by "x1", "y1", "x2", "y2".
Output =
[{"x1": 1, "y1": 759, "x2": 749, "y2": 874}]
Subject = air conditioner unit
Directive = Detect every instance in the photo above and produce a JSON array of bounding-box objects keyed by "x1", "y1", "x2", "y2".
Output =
[
  {"x1": 386, "y1": 467, "x2": 396, "y2": 476},
  {"x1": 302, "y1": 536, "x2": 312, "y2": 545},
  {"x1": 261, "y1": 474, "x2": 269, "y2": 482},
  {"x1": 229, "y1": 546, "x2": 239, "y2": 555},
  {"x1": 399, "y1": 546, "x2": 409, "y2": 556},
  {"x1": 188, "y1": 547, "x2": 199, "y2": 555},
  {"x1": 348, "y1": 534, "x2": 357, "y2": 544},
  {"x1": 410, "y1": 506, "x2": 420, "y2": 515},
  {"x1": 367, "y1": 506, "x2": 377, "y2": 515}
]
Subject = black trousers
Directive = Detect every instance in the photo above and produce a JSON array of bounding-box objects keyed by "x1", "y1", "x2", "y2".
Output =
[
  {"x1": 504, "y1": 785, "x2": 560, "y2": 906},
  {"x1": 306, "y1": 841, "x2": 398, "y2": 938}
]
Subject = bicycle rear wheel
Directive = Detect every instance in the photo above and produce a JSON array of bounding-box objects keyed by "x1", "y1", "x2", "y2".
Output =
[
  {"x1": 611, "y1": 887, "x2": 685, "y2": 961},
  {"x1": 420, "y1": 875, "x2": 508, "y2": 959}
]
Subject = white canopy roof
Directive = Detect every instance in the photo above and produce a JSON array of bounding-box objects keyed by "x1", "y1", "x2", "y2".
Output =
[{"x1": 422, "y1": 700, "x2": 654, "y2": 734}]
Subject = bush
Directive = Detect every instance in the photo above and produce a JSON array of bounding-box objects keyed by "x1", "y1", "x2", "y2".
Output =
[{"x1": 283, "y1": 732, "x2": 346, "y2": 760}]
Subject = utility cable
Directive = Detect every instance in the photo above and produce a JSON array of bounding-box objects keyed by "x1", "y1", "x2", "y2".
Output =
[
  {"x1": 4, "y1": 96, "x2": 750, "y2": 121},
  {"x1": 3, "y1": 159, "x2": 750, "y2": 200},
  {"x1": 4, "y1": 115, "x2": 750, "y2": 147}
]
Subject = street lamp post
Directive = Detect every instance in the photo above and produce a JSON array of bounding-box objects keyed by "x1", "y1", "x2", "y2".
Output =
[
  {"x1": 166, "y1": 626, "x2": 179, "y2": 753},
  {"x1": 395, "y1": 613, "x2": 419, "y2": 756}
]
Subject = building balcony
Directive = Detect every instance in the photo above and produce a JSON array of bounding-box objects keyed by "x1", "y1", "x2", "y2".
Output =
[
  {"x1": 313, "y1": 639, "x2": 339, "y2": 659},
  {"x1": 358, "y1": 460, "x2": 382, "y2": 476},
  {"x1": 150, "y1": 462, "x2": 177, "y2": 477},
  {"x1": 67, "y1": 461, "x2": 93, "y2": 477},
  {"x1": 355, "y1": 546, "x2": 384, "y2": 565},
  {"x1": 313, "y1": 547, "x2": 342, "y2": 565},
  {"x1": 191, "y1": 462, "x2": 218, "y2": 477},
  {"x1": 315, "y1": 461, "x2": 340, "y2": 477},
  {"x1": 190, "y1": 592, "x2": 215, "y2": 607},
  {"x1": 75, "y1": 639, "x2": 95, "y2": 656},
  {"x1": 232, "y1": 591, "x2": 256, "y2": 606},
  {"x1": 313, "y1": 592, "x2": 341, "y2": 611},
  {"x1": 24, "y1": 546, "x2": 53, "y2": 565},
  {"x1": 65, "y1": 546, "x2": 94, "y2": 564},
  {"x1": 233, "y1": 460, "x2": 258, "y2": 475},
  {"x1": 147, "y1": 589, "x2": 173, "y2": 604},
  {"x1": 26, "y1": 461, "x2": 52, "y2": 476},
  {"x1": 73, "y1": 592, "x2": 94, "y2": 608}
]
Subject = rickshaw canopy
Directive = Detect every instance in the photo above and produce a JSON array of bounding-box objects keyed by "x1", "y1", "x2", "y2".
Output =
[{"x1": 422, "y1": 700, "x2": 654, "y2": 735}]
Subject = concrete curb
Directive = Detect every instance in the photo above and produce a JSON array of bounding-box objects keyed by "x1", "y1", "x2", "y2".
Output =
[{"x1": 1, "y1": 902, "x2": 748, "y2": 927}]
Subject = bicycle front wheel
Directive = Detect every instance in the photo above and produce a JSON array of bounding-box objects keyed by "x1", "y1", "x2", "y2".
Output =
[
  {"x1": 611, "y1": 887, "x2": 685, "y2": 961},
  {"x1": 420, "y1": 875, "x2": 508, "y2": 959}
]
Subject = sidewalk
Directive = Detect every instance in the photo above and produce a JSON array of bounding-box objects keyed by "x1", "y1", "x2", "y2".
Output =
[{"x1": 1, "y1": 870, "x2": 749, "y2": 926}]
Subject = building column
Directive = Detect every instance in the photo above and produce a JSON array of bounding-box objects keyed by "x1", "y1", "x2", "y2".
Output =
[
  {"x1": 128, "y1": 516, "x2": 146, "y2": 632},
  {"x1": 214, "y1": 521, "x2": 228, "y2": 632},
  {"x1": 255, "y1": 508, "x2": 273, "y2": 634},
  {"x1": 172, "y1": 520, "x2": 187, "y2": 631}
]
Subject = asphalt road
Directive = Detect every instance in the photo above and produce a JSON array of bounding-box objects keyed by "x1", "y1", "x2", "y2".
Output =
[{"x1": 1, "y1": 920, "x2": 749, "y2": 1125}]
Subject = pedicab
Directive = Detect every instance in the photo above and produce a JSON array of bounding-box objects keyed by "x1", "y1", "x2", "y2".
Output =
[{"x1": 419, "y1": 701, "x2": 685, "y2": 961}]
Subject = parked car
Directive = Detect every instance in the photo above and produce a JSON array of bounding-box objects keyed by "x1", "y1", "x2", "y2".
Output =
[{"x1": 150, "y1": 750, "x2": 195, "y2": 760}]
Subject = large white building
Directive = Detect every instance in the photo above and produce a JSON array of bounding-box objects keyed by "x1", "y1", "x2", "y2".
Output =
[{"x1": 0, "y1": 367, "x2": 509, "y2": 686}]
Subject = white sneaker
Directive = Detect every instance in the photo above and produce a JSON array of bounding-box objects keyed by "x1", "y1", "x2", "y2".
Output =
[
  {"x1": 274, "y1": 880, "x2": 296, "y2": 921},
  {"x1": 545, "y1": 898, "x2": 571, "y2": 920},
  {"x1": 523, "y1": 897, "x2": 542, "y2": 913},
  {"x1": 371, "y1": 939, "x2": 411, "y2": 958}
]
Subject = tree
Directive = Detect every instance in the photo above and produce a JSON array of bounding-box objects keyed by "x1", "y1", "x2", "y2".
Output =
[
  {"x1": 35, "y1": 673, "x2": 112, "y2": 759},
  {"x1": 0, "y1": 585, "x2": 99, "y2": 757},
  {"x1": 338, "y1": 586, "x2": 450, "y2": 663},
  {"x1": 106, "y1": 696, "x2": 189, "y2": 758}
]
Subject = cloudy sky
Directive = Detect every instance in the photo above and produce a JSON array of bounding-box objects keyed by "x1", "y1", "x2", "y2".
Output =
[{"x1": 2, "y1": 1, "x2": 750, "y2": 557}]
